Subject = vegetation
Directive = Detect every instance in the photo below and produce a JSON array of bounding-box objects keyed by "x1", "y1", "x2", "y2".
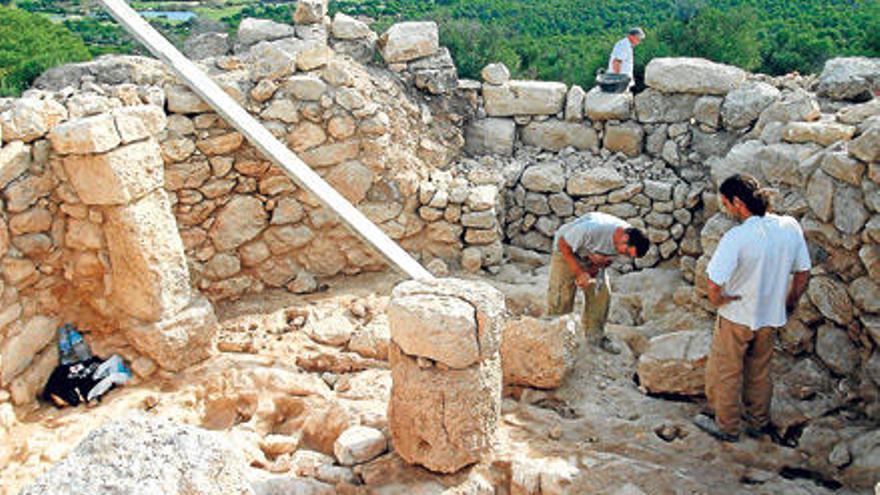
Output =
[
  {"x1": 1, "y1": 0, "x2": 877, "y2": 95},
  {"x1": 0, "y1": 6, "x2": 90, "y2": 96}
]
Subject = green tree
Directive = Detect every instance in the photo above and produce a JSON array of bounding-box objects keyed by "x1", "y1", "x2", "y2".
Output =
[{"x1": 0, "y1": 7, "x2": 91, "y2": 96}]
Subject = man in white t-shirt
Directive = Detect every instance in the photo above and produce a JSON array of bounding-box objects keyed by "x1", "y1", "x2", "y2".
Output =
[
  {"x1": 607, "y1": 27, "x2": 645, "y2": 89},
  {"x1": 693, "y1": 174, "x2": 811, "y2": 443},
  {"x1": 548, "y1": 212, "x2": 649, "y2": 353}
]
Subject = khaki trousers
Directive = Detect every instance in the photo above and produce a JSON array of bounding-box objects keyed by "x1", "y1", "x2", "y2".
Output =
[
  {"x1": 546, "y1": 251, "x2": 610, "y2": 340},
  {"x1": 705, "y1": 316, "x2": 775, "y2": 435}
]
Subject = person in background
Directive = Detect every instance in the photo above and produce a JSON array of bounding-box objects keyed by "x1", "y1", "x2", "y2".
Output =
[
  {"x1": 607, "y1": 27, "x2": 646, "y2": 89},
  {"x1": 547, "y1": 212, "x2": 650, "y2": 354},
  {"x1": 694, "y1": 174, "x2": 811, "y2": 443}
]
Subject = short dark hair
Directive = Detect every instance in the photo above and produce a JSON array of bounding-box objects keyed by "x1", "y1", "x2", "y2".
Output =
[
  {"x1": 719, "y1": 174, "x2": 769, "y2": 216},
  {"x1": 629, "y1": 27, "x2": 646, "y2": 38},
  {"x1": 625, "y1": 228, "x2": 650, "y2": 257}
]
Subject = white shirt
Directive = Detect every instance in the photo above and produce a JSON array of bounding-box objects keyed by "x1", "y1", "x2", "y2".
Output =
[
  {"x1": 608, "y1": 37, "x2": 634, "y2": 80},
  {"x1": 706, "y1": 214, "x2": 811, "y2": 330},
  {"x1": 553, "y1": 212, "x2": 630, "y2": 258}
]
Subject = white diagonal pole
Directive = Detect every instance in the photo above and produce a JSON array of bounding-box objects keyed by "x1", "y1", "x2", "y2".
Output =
[{"x1": 96, "y1": 0, "x2": 434, "y2": 281}]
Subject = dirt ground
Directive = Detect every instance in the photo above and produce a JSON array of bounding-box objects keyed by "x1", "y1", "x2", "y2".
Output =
[{"x1": 0, "y1": 265, "x2": 864, "y2": 494}]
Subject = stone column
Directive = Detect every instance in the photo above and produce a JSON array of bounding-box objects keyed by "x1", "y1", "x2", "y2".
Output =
[
  {"x1": 51, "y1": 105, "x2": 217, "y2": 371},
  {"x1": 387, "y1": 278, "x2": 505, "y2": 473}
]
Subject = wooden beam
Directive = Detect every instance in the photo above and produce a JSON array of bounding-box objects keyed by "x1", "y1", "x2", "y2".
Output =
[{"x1": 95, "y1": 0, "x2": 434, "y2": 281}]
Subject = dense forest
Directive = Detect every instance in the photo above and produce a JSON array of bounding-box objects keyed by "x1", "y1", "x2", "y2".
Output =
[{"x1": 2, "y1": 0, "x2": 879, "y2": 95}]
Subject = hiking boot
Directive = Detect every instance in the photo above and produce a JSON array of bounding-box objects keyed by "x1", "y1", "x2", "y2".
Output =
[
  {"x1": 589, "y1": 335, "x2": 622, "y2": 355},
  {"x1": 693, "y1": 414, "x2": 739, "y2": 443},
  {"x1": 743, "y1": 422, "x2": 784, "y2": 443}
]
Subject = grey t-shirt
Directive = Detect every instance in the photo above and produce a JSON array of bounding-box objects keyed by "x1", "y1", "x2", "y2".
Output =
[{"x1": 553, "y1": 212, "x2": 630, "y2": 259}]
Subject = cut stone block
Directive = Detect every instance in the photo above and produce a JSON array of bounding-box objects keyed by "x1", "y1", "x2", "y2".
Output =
[
  {"x1": 501, "y1": 315, "x2": 582, "y2": 389},
  {"x1": 63, "y1": 138, "x2": 164, "y2": 205},
  {"x1": 125, "y1": 295, "x2": 217, "y2": 372},
  {"x1": 637, "y1": 330, "x2": 711, "y2": 396}
]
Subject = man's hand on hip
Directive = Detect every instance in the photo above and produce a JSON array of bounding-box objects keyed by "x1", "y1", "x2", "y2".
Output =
[{"x1": 575, "y1": 271, "x2": 593, "y2": 289}]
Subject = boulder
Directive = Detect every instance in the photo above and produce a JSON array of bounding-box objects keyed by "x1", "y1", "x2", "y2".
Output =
[
  {"x1": 501, "y1": 315, "x2": 582, "y2": 389},
  {"x1": 209, "y1": 195, "x2": 268, "y2": 251},
  {"x1": 521, "y1": 163, "x2": 566, "y2": 193},
  {"x1": 332, "y1": 13, "x2": 374, "y2": 40},
  {"x1": 125, "y1": 295, "x2": 217, "y2": 372},
  {"x1": 0, "y1": 98, "x2": 67, "y2": 143},
  {"x1": 236, "y1": 17, "x2": 296, "y2": 48},
  {"x1": 834, "y1": 185, "x2": 869, "y2": 235},
  {"x1": 637, "y1": 330, "x2": 711, "y2": 396},
  {"x1": 721, "y1": 82, "x2": 780, "y2": 129},
  {"x1": 20, "y1": 416, "x2": 253, "y2": 495},
  {"x1": 0, "y1": 315, "x2": 57, "y2": 386},
  {"x1": 333, "y1": 426, "x2": 387, "y2": 465},
  {"x1": 821, "y1": 151, "x2": 865, "y2": 186},
  {"x1": 634, "y1": 89, "x2": 698, "y2": 123},
  {"x1": 644, "y1": 58, "x2": 746, "y2": 95},
  {"x1": 379, "y1": 22, "x2": 439, "y2": 63},
  {"x1": 849, "y1": 126, "x2": 880, "y2": 163},
  {"x1": 603, "y1": 122, "x2": 644, "y2": 157},
  {"x1": 521, "y1": 120, "x2": 598, "y2": 152},
  {"x1": 566, "y1": 168, "x2": 625, "y2": 196},
  {"x1": 183, "y1": 32, "x2": 230, "y2": 60},
  {"x1": 464, "y1": 118, "x2": 515, "y2": 156},
  {"x1": 753, "y1": 89, "x2": 820, "y2": 132},
  {"x1": 0, "y1": 141, "x2": 31, "y2": 189},
  {"x1": 584, "y1": 87, "x2": 632, "y2": 121},
  {"x1": 304, "y1": 314, "x2": 354, "y2": 347},
  {"x1": 693, "y1": 96, "x2": 722, "y2": 128},
  {"x1": 166, "y1": 85, "x2": 211, "y2": 114},
  {"x1": 565, "y1": 85, "x2": 586, "y2": 121},
  {"x1": 815, "y1": 324, "x2": 860, "y2": 376},
  {"x1": 806, "y1": 170, "x2": 834, "y2": 222},
  {"x1": 483, "y1": 81, "x2": 568, "y2": 117},
  {"x1": 807, "y1": 276, "x2": 854, "y2": 326},
  {"x1": 113, "y1": 105, "x2": 167, "y2": 144},
  {"x1": 837, "y1": 99, "x2": 880, "y2": 124},
  {"x1": 816, "y1": 57, "x2": 880, "y2": 101},
  {"x1": 248, "y1": 40, "x2": 299, "y2": 80}
]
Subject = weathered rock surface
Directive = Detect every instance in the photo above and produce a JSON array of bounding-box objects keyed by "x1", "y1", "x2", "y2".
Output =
[
  {"x1": 379, "y1": 22, "x2": 439, "y2": 63},
  {"x1": 20, "y1": 416, "x2": 254, "y2": 495},
  {"x1": 816, "y1": 57, "x2": 880, "y2": 101},
  {"x1": 184, "y1": 32, "x2": 230, "y2": 60},
  {"x1": 584, "y1": 87, "x2": 632, "y2": 121},
  {"x1": 333, "y1": 425, "x2": 387, "y2": 465},
  {"x1": 464, "y1": 118, "x2": 515, "y2": 156},
  {"x1": 125, "y1": 295, "x2": 217, "y2": 372},
  {"x1": 483, "y1": 81, "x2": 568, "y2": 117},
  {"x1": 645, "y1": 58, "x2": 746, "y2": 95},
  {"x1": 501, "y1": 315, "x2": 582, "y2": 389},
  {"x1": 63, "y1": 139, "x2": 164, "y2": 205},
  {"x1": 637, "y1": 330, "x2": 711, "y2": 396},
  {"x1": 521, "y1": 120, "x2": 598, "y2": 152},
  {"x1": 721, "y1": 82, "x2": 780, "y2": 129}
]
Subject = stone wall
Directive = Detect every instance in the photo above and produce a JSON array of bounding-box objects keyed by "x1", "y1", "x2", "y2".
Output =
[{"x1": 6, "y1": 6, "x2": 878, "y2": 410}]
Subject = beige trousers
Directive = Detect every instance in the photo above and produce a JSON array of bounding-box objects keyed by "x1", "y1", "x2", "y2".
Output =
[
  {"x1": 705, "y1": 316, "x2": 775, "y2": 435},
  {"x1": 546, "y1": 251, "x2": 611, "y2": 340}
]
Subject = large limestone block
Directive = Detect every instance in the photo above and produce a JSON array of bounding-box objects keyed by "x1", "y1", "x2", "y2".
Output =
[
  {"x1": 294, "y1": 0, "x2": 328, "y2": 25},
  {"x1": 501, "y1": 315, "x2": 582, "y2": 389},
  {"x1": 816, "y1": 57, "x2": 880, "y2": 101},
  {"x1": 521, "y1": 163, "x2": 566, "y2": 193},
  {"x1": 808, "y1": 276, "x2": 854, "y2": 326},
  {"x1": 49, "y1": 113, "x2": 121, "y2": 155},
  {"x1": 584, "y1": 87, "x2": 632, "y2": 121},
  {"x1": 806, "y1": 170, "x2": 834, "y2": 222},
  {"x1": 604, "y1": 122, "x2": 644, "y2": 157},
  {"x1": 634, "y1": 89, "x2": 699, "y2": 123},
  {"x1": 637, "y1": 330, "x2": 711, "y2": 396},
  {"x1": 483, "y1": 81, "x2": 568, "y2": 117},
  {"x1": 113, "y1": 105, "x2": 167, "y2": 144},
  {"x1": 566, "y1": 167, "x2": 625, "y2": 196},
  {"x1": 236, "y1": 17, "x2": 296, "y2": 48},
  {"x1": 721, "y1": 82, "x2": 780, "y2": 129},
  {"x1": 379, "y1": 22, "x2": 439, "y2": 63},
  {"x1": 0, "y1": 315, "x2": 57, "y2": 386},
  {"x1": 20, "y1": 417, "x2": 253, "y2": 495},
  {"x1": 389, "y1": 342, "x2": 501, "y2": 474},
  {"x1": 753, "y1": 89, "x2": 820, "y2": 132},
  {"x1": 782, "y1": 121, "x2": 856, "y2": 147},
  {"x1": 10, "y1": 345, "x2": 57, "y2": 405},
  {"x1": 106, "y1": 189, "x2": 191, "y2": 322},
  {"x1": 389, "y1": 278, "x2": 505, "y2": 367},
  {"x1": 645, "y1": 58, "x2": 746, "y2": 95},
  {"x1": 464, "y1": 118, "x2": 515, "y2": 156},
  {"x1": 183, "y1": 32, "x2": 230, "y2": 60},
  {"x1": 481, "y1": 63, "x2": 510, "y2": 85},
  {"x1": 63, "y1": 138, "x2": 164, "y2": 205},
  {"x1": 209, "y1": 195, "x2": 268, "y2": 251},
  {"x1": 0, "y1": 98, "x2": 67, "y2": 142},
  {"x1": 521, "y1": 120, "x2": 598, "y2": 152},
  {"x1": 125, "y1": 295, "x2": 217, "y2": 372}
]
